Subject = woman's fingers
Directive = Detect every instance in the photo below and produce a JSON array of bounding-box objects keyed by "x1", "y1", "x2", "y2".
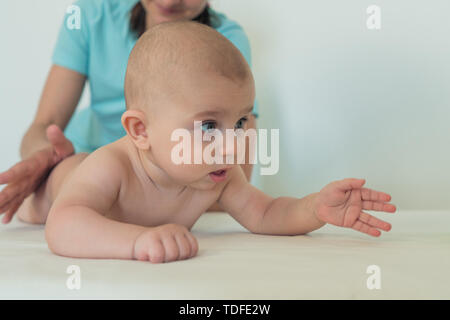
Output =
[
  {"x1": 362, "y1": 200, "x2": 396, "y2": 213},
  {"x1": 0, "y1": 184, "x2": 21, "y2": 209},
  {"x1": 0, "y1": 175, "x2": 35, "y2": 209},
  {"x1": 0, "y1": 196, "x2": 16, "y2": 215},
  {"x1": 46, "y1": 125, "x2": 74, "y2": 160},
  {"x1": 0, "y1": 159, "x2": 32, "y2": 185},
  {"x1": 0, "y1": 149, "x2": 52, "y2": 214},
  {"x1": 0, "y1": 153, "x2": 47, "y2": 186},
  {"x1": 0, "y1": 169, "x2": 13, "y2": 185},
  {"x1": 1, "y1": 201, "x2": 22, "y2": 224}
]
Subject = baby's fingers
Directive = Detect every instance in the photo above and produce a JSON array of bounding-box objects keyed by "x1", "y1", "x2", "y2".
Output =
[
  {"x1": 161, "y1": 236, "x2": 179, "y2": 263},
  {"x1": 333, "y1": 178, "x2": 366, "y2": 191},
  {"x1": 184, "y1": 232, "x2": 198, "y2": 258},
  {"x1": 359, "y1": 211, "x2": 391, "y2": 232},
  {"x1": 361, "y1": 188, "x2": 392, "y2": 203},
  {"x1": 175, "y1": 233, "x2": 191, "y2": 260},
  {"x1": 362, "y1": 200, "x2": 396, "y2": 213},
  {"x1": 352, "y1": 220, "x2": 382, "y2": 237},
  {"x1": 147, "y1": 238, "x2": 165, "y2": 263}
]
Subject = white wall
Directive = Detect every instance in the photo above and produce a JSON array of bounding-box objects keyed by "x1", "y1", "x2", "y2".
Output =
[
  {"x1": 1, "y1": 0, "x2": 449, "y2": 209},
  {"x1": 0, "y1": 0, "x2": 91, "y2": 170}
]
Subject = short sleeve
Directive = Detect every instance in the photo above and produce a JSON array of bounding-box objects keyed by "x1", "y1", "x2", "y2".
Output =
[{"x1": 51, "y1": 0, "x2": 90, "y2": 75}]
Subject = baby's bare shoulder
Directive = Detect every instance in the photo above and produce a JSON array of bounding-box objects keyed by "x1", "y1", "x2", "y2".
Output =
[
  {"x1": 51, "y1": 143, "x2": 129, "y2": 212},
  {"x1": 77, "y1": 145, "x2": 128, "y2": 180}
]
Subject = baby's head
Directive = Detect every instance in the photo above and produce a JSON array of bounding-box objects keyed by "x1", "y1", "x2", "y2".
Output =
[{"x1": 122, "y1": 21, "x2": 255, "y2": 190}]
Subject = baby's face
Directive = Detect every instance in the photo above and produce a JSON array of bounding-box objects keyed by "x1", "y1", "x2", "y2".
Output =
[{"x1": 145, "y1": 71, "x2": 255, "y2": 190}]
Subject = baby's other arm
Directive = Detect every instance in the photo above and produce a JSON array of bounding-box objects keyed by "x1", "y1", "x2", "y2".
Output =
[
  {"x1": 45, "y1": 149, "x2": 146, "y2": 259},
  {"x1": 45, "y1": 149, "x2": 198, "y2": 262},
  {"x1": 218, "y1": 166, "x2": 323, "y2": 235}
]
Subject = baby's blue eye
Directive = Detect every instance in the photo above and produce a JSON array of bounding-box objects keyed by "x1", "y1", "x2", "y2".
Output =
[
  {"x1": 235, "y1": 117, "x2": 248, "y2": 130},
  {"x1": 201, "y1": 121, "x2": 216, "y2": 133}
]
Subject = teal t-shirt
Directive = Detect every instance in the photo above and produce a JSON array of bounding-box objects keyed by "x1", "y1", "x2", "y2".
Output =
[{"x1": 52, "y1": 0, "x2": 259, "y2": 153}]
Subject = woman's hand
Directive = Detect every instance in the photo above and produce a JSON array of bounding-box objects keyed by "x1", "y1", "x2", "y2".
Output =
[
  {"x1": 314, "y1": 178, "x2": 397, "y2": 237},
  {"x1": 0, "y1": 125, "x2": 74, "y2": 224}
]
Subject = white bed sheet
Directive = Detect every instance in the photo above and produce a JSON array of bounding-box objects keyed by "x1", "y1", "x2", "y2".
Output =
[{"x1": 1, "y1": 210, "x2": 449, "y2": 299}]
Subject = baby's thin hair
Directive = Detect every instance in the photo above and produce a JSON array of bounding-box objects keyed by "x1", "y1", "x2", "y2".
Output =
[{"x1": 124, "y1": 20, "x2": 252, "y2": 111}]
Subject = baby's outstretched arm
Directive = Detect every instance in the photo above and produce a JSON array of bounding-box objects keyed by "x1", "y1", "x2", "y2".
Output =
[
  {"x1": 45, "y1": 150, "x2": 197, "y2": 262},
  {"x1": 218, "y1": 168, "x2": 396, "y2": 237},
  {"x1": 313, "y1": 178, "x2": 396, "y2": 236}
]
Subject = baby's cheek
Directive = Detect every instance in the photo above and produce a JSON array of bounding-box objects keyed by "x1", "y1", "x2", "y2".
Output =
[
  {"x1": 165, "y1": 163, "x2": 201, "y2": 185},
  {"x1": 168, "y1": 136, "x2": 202, "y2": 165},
  {"x1": 164, "y1": 138, "x2": 210, "y2": 179}
]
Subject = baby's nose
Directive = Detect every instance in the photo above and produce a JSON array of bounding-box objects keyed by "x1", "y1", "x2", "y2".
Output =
[{"x1": 219, "y1": 134, "x2": 237, "y2": 163}]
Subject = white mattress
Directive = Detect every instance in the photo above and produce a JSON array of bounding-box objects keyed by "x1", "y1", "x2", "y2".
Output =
[{"x1": 1, "y1": 210, "x2": 449, "y2": 299}]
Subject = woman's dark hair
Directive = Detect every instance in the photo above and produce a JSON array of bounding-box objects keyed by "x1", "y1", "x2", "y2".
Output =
[{"x1": 130, "y1": 2, "x2": 211, "y2": 38}]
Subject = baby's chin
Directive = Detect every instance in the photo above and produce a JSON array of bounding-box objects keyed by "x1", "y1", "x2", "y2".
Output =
[{"x1": 181, "y1": 173, "x2": 225, "y2": 191}]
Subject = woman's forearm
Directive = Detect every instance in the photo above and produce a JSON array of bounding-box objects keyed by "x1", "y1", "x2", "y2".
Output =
[{"x1": 20, "y1": 65, "x2": 86, "y2": 160}]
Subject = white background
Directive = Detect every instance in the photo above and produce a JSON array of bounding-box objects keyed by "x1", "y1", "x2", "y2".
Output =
[{"x1": 0, "y1": 0, "x2": 449, "y2": 209}]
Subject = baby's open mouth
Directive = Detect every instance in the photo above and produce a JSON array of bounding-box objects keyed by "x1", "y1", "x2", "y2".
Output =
[{"x1": 209, "y1": 169, "x2": 228, "y2": 182}]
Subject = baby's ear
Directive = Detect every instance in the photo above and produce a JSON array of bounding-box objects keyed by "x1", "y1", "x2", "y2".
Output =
[{"x1": 121, "y1": 110, "x2": 150, "y2": 149}]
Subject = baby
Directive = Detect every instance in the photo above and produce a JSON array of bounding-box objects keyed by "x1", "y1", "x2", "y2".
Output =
[{"x1": 10, "y1": 21, "x2": 396, "y2": 263}]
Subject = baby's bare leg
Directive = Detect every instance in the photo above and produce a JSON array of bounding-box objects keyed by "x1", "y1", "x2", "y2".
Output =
[{"x1": 17, "y1": 153, "x2": 88, "y2": 224}]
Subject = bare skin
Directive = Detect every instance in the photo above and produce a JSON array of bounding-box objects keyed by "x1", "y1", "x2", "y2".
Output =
[
  {"x1": 0, "y1": 0, "x2": 255, "y2": 222},
  {"x1": 18, "y1": 137, "x2": 207, "y2": 262},
  {"x1": 16, "y1": 132, "x2": 396, "y2": 263},
  {"x1": 10, "y1": 22, "x2": 396, "y2": 265}
]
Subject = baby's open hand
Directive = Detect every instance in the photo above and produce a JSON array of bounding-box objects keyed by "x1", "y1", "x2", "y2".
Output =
[
  {"x1": 133, "y1": 224, "x2": 199, "y2": 263},
  {"x1": 314, "y1": 178, "x2": 396, "y2": 237}
]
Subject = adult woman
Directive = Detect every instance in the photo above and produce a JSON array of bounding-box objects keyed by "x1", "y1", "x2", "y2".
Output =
[{"x1": 0, "y1": 0, "x2": 258, "y2": 223}]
